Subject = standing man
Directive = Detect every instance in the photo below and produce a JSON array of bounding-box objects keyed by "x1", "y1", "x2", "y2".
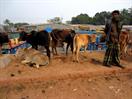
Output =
[{"x1": 103, "y1": 10, "x2": 124, "y2": 68}]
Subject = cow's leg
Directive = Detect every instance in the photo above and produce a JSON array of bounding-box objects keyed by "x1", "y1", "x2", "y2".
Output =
[
  {"x1": 70, "y1": 43, "x2": 74, "y2": 54},
  {"x1": 54, "y1": 41, "x2": 58, "y2": 55},
  {"x1": 61, "y1": 43, "x2": 65, "y2": 51},
  {"x1": 55, "y1": 47, "x2": 58, "y2": 55},
  {"x1": 120, "y1": 43, "x2": 123, "y2": 58},
  {"x1": 73, "y1": 45, "x2": 76, "y2": 62},
  {"x1": 73, "y1": 40, "x2": 78, "y2": 62},
  {"x1": 74, "y1": 44, "x2": 80, "y2": 62},
  {"x1": 0, "y1": 45, "x2": 2, "y2": 54},
  {"x1": 21, "y1": 59, "x2": 30, "y2": 64},
  {"x1": 84, "y1": 45, "x2": 87, "y2": 52},
  {"x1": 32, "y1": 44, "x2": 38, "y2": 50},
  {"x1": 52, "y1": 41, "x2": 58, "y2": 55},
  {"x1": 45, "y1": 45, "x2": 51, "y2": 60},
  {"x1": 76, "y1": 46, "x2": 80, "y2": 62},
  {"x1": 51, "y1": 40, "x2": 55, "y2": 55},
  {"x1": 124, "y1": 45, "x2": 128, "y2": 57},
  {"x1": 52, "y1": 47, "x2": 54, "y2": 55},
  {"x1": 66, "y1": 43, "x2": 70, "y2": 55},
  {"x1": 35, "y1": 45, "x2": 38, "y2": 50},
  {"x1": 120, "y1": 44, "x2": 126, "y2": 59},
  {"x1": 51, "y1": 44, "x2": 54, "y2": 55},
  {"x1": 52, "y1": 47, "x2": 57, "y2": 55},
  {"x1": 126, "y1": 45, "x2": 130, "y2": 55},
  {"x1": 35, "y1": 64, "x2": 40, "y2": 69},
  {"x1": 73, "y1": 50, "x2": 77, "y2": 62},
  {"x1": 122, "y1": 46, "x2": 126, "y2": 58}
]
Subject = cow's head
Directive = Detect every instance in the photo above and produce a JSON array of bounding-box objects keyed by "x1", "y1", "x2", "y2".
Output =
[
  {"x1": 0, "y1": 32, "x2": 9, "y2": 44},
  {"x1": 100, "y1": 34, "x2": 107, "y2": 42},
  {"x1": 19, "y1": 31, "x2": 28, "y2": 41},
  {"x1": 70, "y1": 30, "x2": 76, "y2": 38}
]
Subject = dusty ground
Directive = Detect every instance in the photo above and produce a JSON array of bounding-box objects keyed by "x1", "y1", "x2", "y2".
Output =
[{"x1": 0, "y1": 49, "x2": 132, "y2": 99}]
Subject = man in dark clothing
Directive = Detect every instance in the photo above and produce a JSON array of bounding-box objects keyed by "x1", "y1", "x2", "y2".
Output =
[{"x1": 103, "y1": 10, "x2": 124, "y2": 68}]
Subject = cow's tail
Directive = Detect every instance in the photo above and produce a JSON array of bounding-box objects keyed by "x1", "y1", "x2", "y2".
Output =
[
  {"x1": 73, "y1": 34, "x2": 78, "y2": 53},
  {"x1": 73, "y1": 34, "x2": 78, "y2": 61},
  {"x1": 125, "y1": 32, "x2": 130, "y2": 55}
]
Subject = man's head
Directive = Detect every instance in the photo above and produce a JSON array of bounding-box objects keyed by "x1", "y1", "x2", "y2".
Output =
[{"x1": 112, "y1": 10, "x2": 120, "y2": 22}]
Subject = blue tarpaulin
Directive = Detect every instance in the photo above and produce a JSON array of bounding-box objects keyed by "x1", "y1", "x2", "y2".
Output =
[
  {"x1": 45, "y1": 27, "x2": 53, "y2": 33},
  {"x1": 75, "y1": 30, "x2": 96, "y2": 34}
]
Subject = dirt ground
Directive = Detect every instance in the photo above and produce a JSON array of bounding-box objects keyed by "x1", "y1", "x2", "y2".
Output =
[
  {"x1": 1, "y1": 27, "x2": 132, "y2": 99},
  {"x1": 0, "y1": 49, "x2": 132, "y2": 99}
]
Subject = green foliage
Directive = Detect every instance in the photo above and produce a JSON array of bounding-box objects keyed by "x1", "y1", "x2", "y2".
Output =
[
  {"x1": 71, "y1": 8, "x2": 132, "y2": 25},
  {"x1": 71, "y1": 14, "x2": 91, "y2": 24},
  {"x1": 120, "y1": 8, "x2": 132, "y2": 25},
  {"x1": 92, "y1": 11, "x2": 111, "y2": 25},
  {"x1": 129, "y1": 8, "x2": 132, "y2": 25}
]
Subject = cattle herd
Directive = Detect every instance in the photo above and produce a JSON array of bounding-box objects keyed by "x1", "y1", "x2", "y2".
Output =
[{"x1": 0, "y1": 29, "x2": 132, "y2": 64}]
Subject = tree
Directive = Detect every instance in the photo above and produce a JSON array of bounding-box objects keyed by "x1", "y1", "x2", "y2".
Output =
[
  {"x1": 71, "y1": 12, "x2": 110, "y2": 25},
  {"x1": 120, "y1": 9, "x2": 130, "y2": 25},
  {"x1": 70, "y1": 8, "x2": 131, "y2": 25},
  {"x1": 66, "y1": 21, "x2": 71, "y2": 24},
  {"x1": 4, "y1": 19, "x2": 10, "y2": 25},
  {"x1": 128, "y1": 7, "x2": 132, "y2": 25},
  {"x1": 4, "y1": 19, "x2": 14, "y2": 26},
  {"x1": 47, "y1": 17, "x2": 63, "y2": 24},
  {"x1": 3, "y1": 19, "x2": 14, "y2": 32},
  {"x1": 92, "y1": 11, "x2": 111, "y2": 25},
  {"x1": 71, "y1": 17, "x2": 79, "y2": 24},
  {"x1": 71, "y1": 14, "x2": 91, "y2": 24}
]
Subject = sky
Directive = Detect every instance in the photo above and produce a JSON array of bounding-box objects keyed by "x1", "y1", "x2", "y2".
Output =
[{"x1": 0, "y1": 0, "x2": 132, "y2": 24}]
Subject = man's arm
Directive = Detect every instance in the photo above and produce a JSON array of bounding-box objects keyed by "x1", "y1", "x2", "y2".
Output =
[
  {"x1": 104, "y1": 20, "x2": 111, "y2": 35},
  {"x1": 118, "y1": 22, "x2": 123, "y2": 35}
]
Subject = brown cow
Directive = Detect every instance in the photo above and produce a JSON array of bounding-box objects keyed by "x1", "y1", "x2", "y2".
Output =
[
  {"x1": 100, "y1": 33, "x2": 107, "y2": 43},
  {"x1": 51, "y1": 29, "x2": 76, "y2": 55},
  {"x1": 90, "y1": 34, "x2": 97, "y2": 51},
  {"x1": 73, "y1": 34, "x2": 91, "y2": 62},
  {"x1": 100, "y1": 31, "x2": 130, "y2": 59},
  {"x1": 119, "y1": 31, "x2": 130, "y2": 59}
]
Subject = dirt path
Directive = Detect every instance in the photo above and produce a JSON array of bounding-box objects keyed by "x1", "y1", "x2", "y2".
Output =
[{"x1": 0, "y1": 51, "x2": 132, "y2": 99}]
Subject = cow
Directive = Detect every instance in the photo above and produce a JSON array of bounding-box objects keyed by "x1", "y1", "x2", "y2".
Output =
[
  {"x1": 100, "y1": 34, "x2": 107, "y2": 43},
  {"x1": 50, "y1": 29, "x2": 76, "y2": 55},
  {"x1": 73, "y1": 34, "x2": 91, "y2": 62},
  {"x1": 19, "y1": 30, "x2": 51, "y2": 60},
  {"x1": 119, "y1": 31, "x2": 130, "y2": 59},
  {"x1": 16, "y1": 48, "x2": 49, "y2": 68},
  {"x1": 89, "y1": 34, "x2": 97, "y2": 51},
  {"x1": 0, "y1": 32, "x2": 11, "y2": 53},
  {"x1": 100, "y1": 30, "x2": 130, "y2": 59},
  {"x1": 128, "y1": 40, "x2": 132, "y2": 55}
]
